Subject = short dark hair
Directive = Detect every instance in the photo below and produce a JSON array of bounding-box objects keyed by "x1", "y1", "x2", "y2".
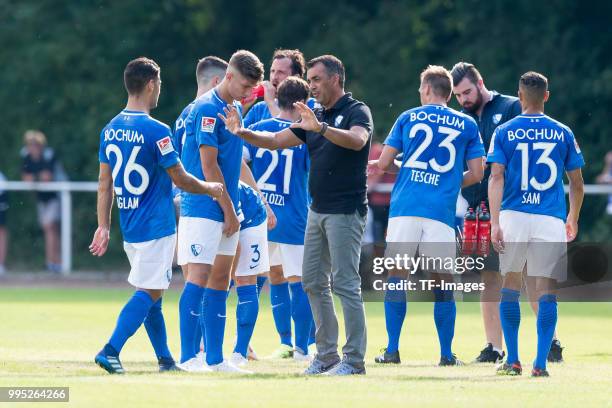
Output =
[
  {"x1": 420, "y1": 65, "x2": 453, "y2": 98},
  {"x1": 229, "y1": 50, "x2": 264, "y2": 82},
  {"x1": 450, "y1": 62, "x2": 482, "y2": 86},
  {"x1": 519, "y1": 71, "x2": 548, "y2": 103},
  {"x1": 277, "y1": 77, "x2": 310, "y2": 110},
  {"x1": 272, "y1": 49, "x2": 306, "y2": 77},
  {"x1": 196, "y1": 56, "x2": 228, "y2": 85},
  {"x1": 307, "y1": 55, "x2": 345, "y2": 88},
  {"x1": 124, "y1": 57, "x2": 160, "y2": 95}
]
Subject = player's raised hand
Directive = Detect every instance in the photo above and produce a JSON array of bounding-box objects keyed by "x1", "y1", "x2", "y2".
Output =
[
  {"x1": 89, "y1": 226, "x2": 110, "y2": 257},
  {"x1": 223, "y1": 210, "x2": 240, "y2": 237},
  {"x1": 566, "y1": 215, "x2": 579, "y2": 242},
  {"x1": 262, "y1": 81, "x2": 276, "y2": 103},
  {"x1": 218, "y1": 105, "x2": 242, "y2": 135},
  {"x1": 491, "y1": 224, "x2": 505, "y2": 253},
  {"x1": 205, "y1": 182, "x2": 224, "y2": 200},
  {"x1": 290, "y1": 102, "x2": 320, "y2": 132},
  {"x1": 265, "y1": 203, "x2": 277, "y2": 230}
]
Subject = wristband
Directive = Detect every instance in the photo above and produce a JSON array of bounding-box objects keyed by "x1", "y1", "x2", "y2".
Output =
[{"x1": 319, "y1": 122, "x2": 328, "y2": 136}]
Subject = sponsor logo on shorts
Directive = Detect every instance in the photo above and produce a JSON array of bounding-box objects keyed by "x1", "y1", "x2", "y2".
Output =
[
  {"x1": 249, "y1": 263, "x2": 259, "y2": 270},
  {"x1": 156, "y1": 136, "x2": 174, "y2": 155},
  {"x1": 201, "y1": 117, "x2": 216, "y2": 133},
  {"x1": 191, "y1": 244, "x2": 203, "y2": 256},
  {"x1": 166, "y1": 268, "x2": 172, "y2": 282}
]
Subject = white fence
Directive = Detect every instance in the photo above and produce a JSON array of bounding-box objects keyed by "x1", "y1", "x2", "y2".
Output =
[{"x1": 0, "y1": 180, "x2": 611, "y2": 274}]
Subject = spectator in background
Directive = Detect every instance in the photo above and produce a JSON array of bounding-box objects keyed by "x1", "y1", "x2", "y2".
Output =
[
  {"x1": 21, "y1": 130, "x2": 62, "y2": 272},
  {"x1": 0, "y1": 171, "x2": 8, "y2": 275},
  {"x1": 367, "y1": 142, "x2": 396, "y2": 257},
  {"x1": 596, "y1": 151, "x2": 612, "y2": 215}
]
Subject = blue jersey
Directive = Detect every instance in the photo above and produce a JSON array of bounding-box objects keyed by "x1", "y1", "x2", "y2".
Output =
[
  {"x1": 181, "y1": 88, "x2": 244, "y2": 222},
  {"x1": 385, "y1": 104, "x2": 485, "y2": 228},
  {"x1": 98, "y1": 110, "x2": 179, "y2": 243},
  {"x1": 174, "y1": 101, "x2": 195, "y2": 159},
  {"x1": 245, "y1": 118, "x2": 311, "y2": 245},
  {"x1": 487, "y1": 114, "x2": 584, "y2": 220},
  {"x1": 243, "y1": 97, "x2": 318, "y2": 128},
  {"x1": 238, "y1": 181, "x2": 267, "y2": 230}
]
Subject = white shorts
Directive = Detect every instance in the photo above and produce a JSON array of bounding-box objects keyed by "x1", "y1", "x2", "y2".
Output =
[
  {"x1": 385, "y1": 216, "x2": 456, "y2": 273},
  {"x1": 269, "y1": 242, "x2": 304, "y2": 277},
  {"x1": 499, "y1": 210, "x2": 567, "y2": 281},
  {"x1": 177, "y1": 217, "x2": 239, "y2": 266},
  {"x1": 235, "y1": 222, "x2": 270, "y2": 276},
  {"x1": 37, "y1": 198, "x2": 60, "y2": 226},
  {"x1": 124, "y1": 234, "x2": 175, "y2": 290}
]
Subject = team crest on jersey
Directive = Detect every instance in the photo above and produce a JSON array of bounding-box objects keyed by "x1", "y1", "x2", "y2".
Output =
[
  {"x1": 156, "y1": 136, "x2": 174, "y2": 156},
  {"x1": 191, "y1": 244, "x2": 203, "y2": 256},
  {"x1": 492, "y1": 114, "x2": 502, "y2": 124},
  {"x1": 334, "y1": 115, "x2": 344, "y2": 127},
  {"x1": 201, "y1": 117, "x2": 216, "y2": 133}
]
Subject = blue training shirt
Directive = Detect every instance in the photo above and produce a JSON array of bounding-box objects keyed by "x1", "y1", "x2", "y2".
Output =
[
  {"x1": 238, "y1": 181, "x2": 267, "y2": 230},
  {"x1": 487, "y1": 114, "x2": 585, "y2": 220},
  {"x1": 245, "y1": 118, "x2": 310, "y2": 245},
  {"x1": 243, "y1": 97, "x2": 317, "y2": 128},
  {"x1": 385, "y1": 104, "x2": 485, "y2": 228},
  {"x1": 99, "y1": 110, "x2": 179, "y2": 243},
  {"x1": 180, "y1": 88, "x2": 244, "y2": 222}
]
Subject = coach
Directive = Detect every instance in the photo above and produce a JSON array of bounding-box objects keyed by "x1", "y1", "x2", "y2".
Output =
[{"x1": 220, "y1": 55, "x2": 373, "y2": 375}]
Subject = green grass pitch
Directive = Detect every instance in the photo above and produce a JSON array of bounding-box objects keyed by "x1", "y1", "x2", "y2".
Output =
[{"x1": 1, "y1": 287, "x2": 611, "y2": 407}]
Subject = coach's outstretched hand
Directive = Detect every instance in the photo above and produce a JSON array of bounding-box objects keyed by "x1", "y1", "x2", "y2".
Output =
[
  {"x1": 89, "y1": 226, "x2": 110, "y2": 257},
  {"x1": 291, "y1": 102, "x2": 321, "y2": 132},
  {"x1": 218, "y1": 105, "x2": 242, "y2": 135}
]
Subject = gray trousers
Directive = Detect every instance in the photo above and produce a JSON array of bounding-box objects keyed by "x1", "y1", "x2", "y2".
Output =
[{"x1": 302, "y1": 209, "x2": 367, "y2": 369}]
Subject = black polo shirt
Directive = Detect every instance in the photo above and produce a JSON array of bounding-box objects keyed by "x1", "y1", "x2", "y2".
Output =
[
  {"x1": 461, "y1": 91, "x2": 521, "y2": 207},
  {"x1": 290, "y1": 93, "x2": 373, "y2": 215}
]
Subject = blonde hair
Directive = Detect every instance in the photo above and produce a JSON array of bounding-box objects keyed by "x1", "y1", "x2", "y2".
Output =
[
  {"x1": 24, "y1": 130, "x2": 47, "y2": 146},
  {"x1": 420, "y1": 65, "x2": 453, "y2": 98}
]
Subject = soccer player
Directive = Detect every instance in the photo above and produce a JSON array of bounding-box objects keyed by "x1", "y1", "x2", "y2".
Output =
[
  {"x1": 176, "y1": 50, "x2": 264, "y2": 373},
  {"x1": 230, "y1": 181, "x2": 270, "y2": 366},
  {"x1": 244, "y1": 77, "x2": 314, "y2": 360},
  {"x1": 488, "y1": 72, "x2": 584, "y2": 377},
  {"x1": 174, "y1": 56, "x2": 228, "y2": 363},
  {"x1": 450, "y1": 62, "x2": 522, "y2": 364},
  {"x1": 90, "y1": 57, "x2": 223, "y2": 374},
  {"x1": 372, "y1": 65, "x2": 485, "y2": 366},
  {"x1": 243, "y1": 49, "x2": 317, "y2": 128}
]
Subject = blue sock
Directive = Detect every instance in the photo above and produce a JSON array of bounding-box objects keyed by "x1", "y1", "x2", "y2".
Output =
[
  {"x1": 256, "y1": 276, "x2": 267, "y2": 297},
  {"x1": 433, "y1": 289, "x2": 456, "y2": 359},
  {"x1": 270, "y1": 282, "x2": 292, "y2": 347},
  {"x1": 202, "y1": 288, "x2": 228, "y2": 366},
  {"x1": 233, "y1": 285, "x2": 259, "y2": 357},
  {"x1": 384, "y1": 277, "x2": 407, "y2": 353},
  {"x1": 144, "y1": 298, "x2": 172, "y2": 359},
  {"x1": 108, "y1": 290, "x2": 154, "y2": 355},
  {"x1": 178, "y1": 282, "x2": 205, "y2": 363},
  {"x1": 308, "y1": 317, "x2": 316, "y2": 345},
  {"x1": 289, "y1": 282, "x2": 313, "y2": 354},
  {"x1": 534, "y1": 294, "x2": 557, "y2": 370},
  {"x1": 500, "y1": 288, "x2": 521, "y2": 364}
]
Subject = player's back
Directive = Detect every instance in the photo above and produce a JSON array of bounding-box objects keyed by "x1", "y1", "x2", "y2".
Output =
[
  {"x1": 173, "y1": 101, "x2": 196, "y2": 158},
  {"x1": 386, "y1": 104, "x2": 484, "y2": 227},
  {"x1": 181, "y1": 88, "x2": 244, "y2": 222},
  {"x1": 99, "y1": 110, "x2": 178, "y2": 243},
  {"x1": 246, "y1": 118, "x2": 310, "y2": 245},
  {"x1": 488, "y1": 114, "x2": 584, "y2": 220}
]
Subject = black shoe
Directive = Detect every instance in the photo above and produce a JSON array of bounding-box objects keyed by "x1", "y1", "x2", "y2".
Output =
[
  {"x1": 374, "y1": 348, "x2": 401, "y2": 364},
  {"x1": 158, "y1": 357, "x2": 181, "y2": 372},
  {"x1": 496, "y1": 361, "x2": 522, "y2": 376},
  {"x1": 531, "y1": 367, "x2": 550, "y2": 377},
  {"x1": 474, "y1": 343, "x2": 505, "y2": 363},
  {"x1": 547, "y1": 339, "x2": 564, "y2": 363},
  {"x1": 439, "y1": 354, "x2": 464, "y2": 366}
]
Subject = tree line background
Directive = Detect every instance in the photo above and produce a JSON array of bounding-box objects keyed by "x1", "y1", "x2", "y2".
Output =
[{"x1": 1, "y1": 0, "x2": 610, "y2": 270}]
